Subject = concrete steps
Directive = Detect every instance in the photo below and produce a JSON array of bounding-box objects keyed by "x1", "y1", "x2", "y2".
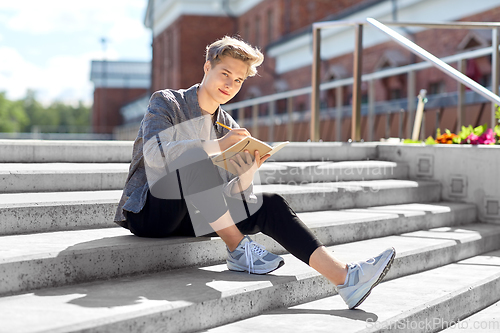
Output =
[
  {"x1": 0, "y1": 226, "x2": 499, "y2": 333},
  {"x1": 258, "y1": 160, "x2": 408, "y2": 183},
  {"x1": 0, "y1": 190, "x2": 122, "y2": 235},
  {"x1": 0, "y1": 179, "x2": 438, "y2": 235},
  {"x1": 0, "y1": 139, "x2": 497, "y2": 332},
  {"x1": 0, "y1": 140, "x2": 380, "y2": 163},
  {"x1": 0, "y1": 160, "x2": 408, "y2": 193},
  {"x1": 439, "y1": 300, "x2": 500, "y2": 332},
  {"x1": 0, "y1": 202, "x2": 476, "y2": 296},
  {"x1": 0, "y1": 163, "x2": 129, "y2": 193},
  {"x1": 206, "y1": 250, "x2": 500, "y2": 333},
  {"x1": 0, "y1": 140, "x2": 133, "y2": 163},
  {"x1": 255, "y1": 179, "x2": 440, "y2": 212}
]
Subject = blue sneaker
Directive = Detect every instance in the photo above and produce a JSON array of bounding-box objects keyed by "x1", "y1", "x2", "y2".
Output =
[
  {"x1": 337, "y1": 247, "x2": 396, "y2": 309},
  {"x1": 227, "y1": 236, "x2": 285, "y2": 274}
]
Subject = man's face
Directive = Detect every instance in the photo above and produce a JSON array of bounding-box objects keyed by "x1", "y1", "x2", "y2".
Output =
[{"x1": 203, "y1": 56, "x2": 247, "y2": 105}]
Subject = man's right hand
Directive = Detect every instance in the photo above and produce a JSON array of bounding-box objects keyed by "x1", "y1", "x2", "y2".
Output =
[{"x1": 216, "y1": 128, "x2": 251, "y2": 151}]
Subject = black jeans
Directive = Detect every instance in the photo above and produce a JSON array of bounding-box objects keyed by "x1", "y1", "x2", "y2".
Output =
[{"x1": 126, "y1": 148, "x2": 322, "y2": 264}]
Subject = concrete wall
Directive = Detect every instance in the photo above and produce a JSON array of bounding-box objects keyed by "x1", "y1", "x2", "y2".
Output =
[{"x1": 378, "y1": 144, "x2": 500, "y2": 224}]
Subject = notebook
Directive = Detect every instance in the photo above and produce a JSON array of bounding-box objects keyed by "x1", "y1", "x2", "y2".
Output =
[{"x1": 211, "y1": 137, "x2": 289, "y2": 175}]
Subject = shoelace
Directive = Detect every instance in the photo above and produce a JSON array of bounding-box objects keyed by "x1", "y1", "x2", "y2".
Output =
[
  {"x1": 244, "y1": 241, "x2": 267, "y2": 274},
  {"x1": 350, "y1": 262, "x2": 365, "y2": 277}
]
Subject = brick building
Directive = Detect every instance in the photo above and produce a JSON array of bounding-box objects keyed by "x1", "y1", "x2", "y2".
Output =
[
  {"x1": 134, "y1": 0, "x2": 500, "y2": 142},
  {"x1": 90, "y1": 61, "x2": 150, "y2": 134}
]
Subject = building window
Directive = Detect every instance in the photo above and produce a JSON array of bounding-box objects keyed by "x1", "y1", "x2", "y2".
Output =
[
  {"x1": 479, "y1": 74, "x2": 492, "y2": 88},
  {"x1": 298, "y1": 102, "x2": 306, "y2": 112},
  {"x1": 267, "y1": 9, "x2": 273, "y2": 44},
  {"x1": 361, "y1": 93, "x2": 369, "y2": 104},
  {"x1": 389, "y1": 89, "x2": 402, "y2": 100},
  {"x1": 167, "y1": 31, "x2": 173, "y2": 68},
  {"x1": 284, "y1": 0, "x2": 291, "y2": 34},
  {"x1": 428, "y1": 81, "x2": 446, "y2": 95},
  {"x1": 244, "y1": 21, "x2": 250, "y2": 42},
  {"x1": 255, "y1": 15, "x2": 261, "y2": 46}
]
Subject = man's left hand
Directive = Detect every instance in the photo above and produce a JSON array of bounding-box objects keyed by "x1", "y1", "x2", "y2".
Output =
[{"x1": 230, "y1": 150, "x2": 270, "y2": 190}]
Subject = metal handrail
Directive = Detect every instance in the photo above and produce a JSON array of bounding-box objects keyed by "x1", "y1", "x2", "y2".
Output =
[
  {"x1": 224, "y1": 19, "x2": 500, "y2": 142},
  {"x1": 367, "y1": 18, "x2": 500, "y2": 106},
  {"x1": 311, "y1": 20, "x2": 500, "y2": 30},
  {"x1": 224, "y1": 46, "x2": 493, "y2": 111},
  {"x1": 310, "y1": 19, "x2": 500, "y2": 141},
  {"x1": 379, "y1": 21, "x2": 500, "y2": 29}
]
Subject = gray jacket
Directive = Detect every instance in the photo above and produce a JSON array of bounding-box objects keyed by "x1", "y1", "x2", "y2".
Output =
[{"x1": 114, "y1": 83, "x2": 257, "y2": 226}]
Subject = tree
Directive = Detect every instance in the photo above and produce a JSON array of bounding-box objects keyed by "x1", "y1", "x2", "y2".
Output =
[
  {"x1": 24, "y1": 90, "x2": 59, "y2": 132},
  {"x1": 0, "y1": 92, "x2": 29, "y2": 132},
  {"x1": 0, "y1": 90, "x2": 91, "y2": 133}
]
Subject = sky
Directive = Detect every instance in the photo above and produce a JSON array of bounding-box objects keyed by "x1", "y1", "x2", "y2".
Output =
[{"x1": 0, "y1": 0, "x2": 151, "y2": 106}]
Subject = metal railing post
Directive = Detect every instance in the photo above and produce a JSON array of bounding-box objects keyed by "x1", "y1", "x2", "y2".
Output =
[
  {"x1": 385, "y1": 111, "x2": 391, "y2": 139},
  {"x1": 238, "y1": 107, "x2": 245, "y2": 127},
  {"x1": 407, "y1": 70, "x2": 416, "y2": 138},
  {"x1": 352, "y1": 23, "x2": 363, "y2": 142},
  {"x1": 336, "y1": 86, "x2": 343, "y2": 141},
  {"x1": 421, "y1": 109, "x2": 426, "y2": 140},
  {"x1": 287, "y1": 97, "x2": 293, "y2": 141},
  {"x1": 492, "y1": 27, "x2": 500, "y2": 128},
  {"x1": 457, "y1": 59, "x2": 466, "y2": 131},
  {"x1": 268, "y1": 100, "x2": 275, "y2": 142},
  {"x1": 311, "y1": 26, "x2": 321, "y2": 142},
  {"x1": 368, "y1": 79, "x2": 375, "y2": 141},
  {"x1": 436, "y1": 107, "x2": 442, "y2": 136},
  {"x1": 398, "y1": 108, "x2": 404, "y2": 138},
  {"x1": 252, "y1": 104, "x2": 259, "y2": 138}
]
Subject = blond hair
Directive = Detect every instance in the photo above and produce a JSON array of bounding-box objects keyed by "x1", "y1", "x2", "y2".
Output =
[{"x1": 205, "y1": 36, "x2": 264, "y2": 78}]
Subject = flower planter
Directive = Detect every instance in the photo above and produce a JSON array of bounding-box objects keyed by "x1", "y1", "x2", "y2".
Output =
[{"x1": 378, "y1": 143, "x2": 500, "y2": 224}]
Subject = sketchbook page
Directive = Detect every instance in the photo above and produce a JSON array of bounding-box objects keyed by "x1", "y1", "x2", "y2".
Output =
[
  {"x1": 267, "y1": 141, "x2": 289, "y2": 157},
  {"x1": 211, "y1": 138, "x2": 289, "y2": 175},
  {"x1": 211, "y1": 136, "x2": 272, "y2": 175}
]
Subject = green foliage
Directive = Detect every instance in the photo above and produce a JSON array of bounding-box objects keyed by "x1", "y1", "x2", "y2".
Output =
[
  {"x1": 45, "y1": 101, "x2": 91, "y2": 133},
  {"x1": 456, "y1": 125, "x2": 473, "y2": 142},
  {"x1": 425, "y1": 136, "x2": 436, "y2": 145},
  {"x1": 0, "y1": 90, "x2": 90, "y2": 133},
  {"x1": 492, "y1": 105, "x2": 500, "y2": 143},
  {"x1": 452, "y1": 124, "x2": 489, "y2": 144},
  {"x1": 0, "y1": 93, "x2": 29, "y2": 132},
  {"x1": 452, "y1": 135, "x2": 462, "y2": 144},
  {"x1": 403, "y1": 139, "x2": 423, "y2": 144},
  {"x1": 473, "y1": 123, "x2": 488, "y2": 136}
]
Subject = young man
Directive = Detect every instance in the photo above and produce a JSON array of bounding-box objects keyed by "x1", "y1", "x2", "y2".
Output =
[{"x1": 114, "y1": 36, "x2": 395, "y2": 309}]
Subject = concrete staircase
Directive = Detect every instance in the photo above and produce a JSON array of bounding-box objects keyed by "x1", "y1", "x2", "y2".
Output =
[{"x1": 0, "y1": 140, "x2": 499, "y2": 333}]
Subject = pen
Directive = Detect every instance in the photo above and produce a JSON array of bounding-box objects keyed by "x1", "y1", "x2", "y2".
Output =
[{"x1": 216, "y1": 121, "x2": 232, "y2": 131}]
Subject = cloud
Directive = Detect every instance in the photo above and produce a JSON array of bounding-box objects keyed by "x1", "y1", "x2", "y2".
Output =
[
  {"x1": 0, "y1": 47, "x2": 39, "y2": 99},
  {"x1": 0, "y1": 45, "x2": 120, "y2": 105},
  {"x1": 0, "y1": 0, "x2": 149, "y2": 105},
  {"x1": 109, "y1": 16, "x2": 150, "y2": 43},
  {"x1": 0, "y1": 0, "x2": 148, "y2": 36}
]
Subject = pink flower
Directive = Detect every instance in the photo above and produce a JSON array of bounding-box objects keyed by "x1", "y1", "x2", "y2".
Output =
[
  {"x1": 465, "y1": 129, "x2": 498, "y2": 144},
  {"x1": 478, "y1": 129, "x2": 496, "y2": 144},
  {"x1": 466, "y1": 133, "x2": 479, "y2": 144}
]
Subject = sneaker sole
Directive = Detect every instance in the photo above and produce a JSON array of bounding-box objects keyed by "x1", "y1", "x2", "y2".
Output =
[
  {"x1": 227, "y1": 259, "x2": 285, "y2": 275},
  {"x1": 351, "y1": 247, "x2": 396, "y2": 309}
]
